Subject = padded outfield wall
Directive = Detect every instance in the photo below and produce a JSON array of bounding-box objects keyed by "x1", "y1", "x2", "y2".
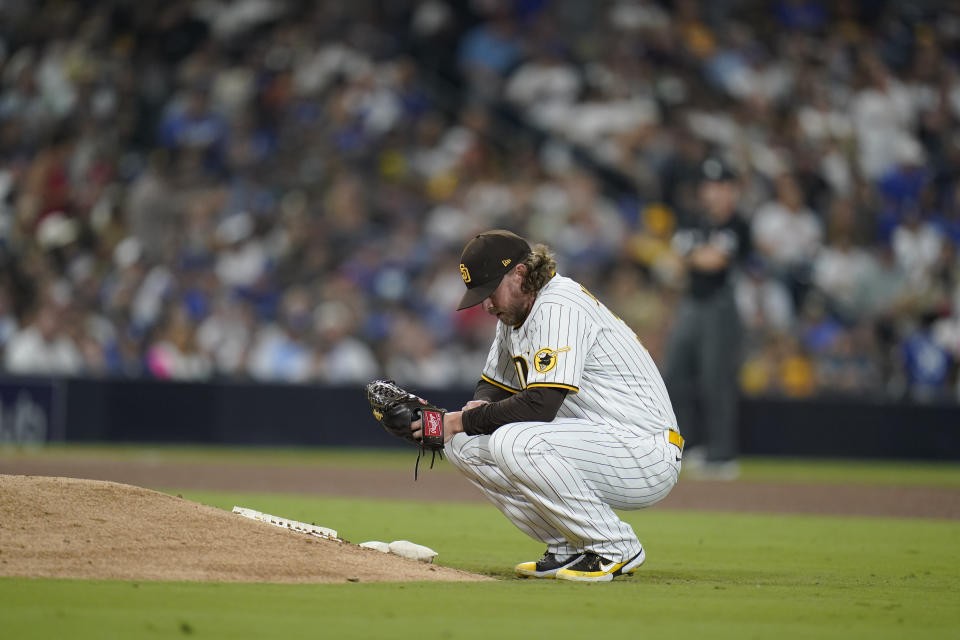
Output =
[{"x1": 0, "y1": 377, "x2": 957, "y2": 460}]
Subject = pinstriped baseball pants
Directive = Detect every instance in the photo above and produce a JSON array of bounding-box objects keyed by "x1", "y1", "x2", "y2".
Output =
[{"x1": 445, "y1": 420, "x2": 682, "y2": 562}]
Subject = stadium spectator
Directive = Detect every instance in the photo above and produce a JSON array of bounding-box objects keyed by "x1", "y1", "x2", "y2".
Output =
[
  {"x1": 145, "y1": 306, "x2": 212, "y2": 381},
  {"x1": 735, "y1": 258, "x2": 795, "y2": 332},
  {"x1": 5, "y1": 301, "x2": 83, "y2": 376},
  {"x1": 0, "y1": 0, "x2": 956, "y2": 402},
  {"x1": 751, "y1": 173, "x2": 823, "y2": 306}
]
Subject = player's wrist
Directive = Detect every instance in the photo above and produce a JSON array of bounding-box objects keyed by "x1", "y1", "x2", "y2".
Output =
[{"x1": 445, "y1": 411, "x2": 464, "y2": 438}]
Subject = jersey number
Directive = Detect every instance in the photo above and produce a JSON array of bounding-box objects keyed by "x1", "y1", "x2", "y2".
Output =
[{"x1": 512, "y1": 355, "x2": 528, "y2": 388}]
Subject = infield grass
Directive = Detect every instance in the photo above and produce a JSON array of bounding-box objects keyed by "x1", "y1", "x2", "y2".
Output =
[
  {"x1": 2, "y1": 447, "x2": 959, "y2": 638},
  {"x1": 1, "y1": 490, "x2": 958, "y2": 639}
]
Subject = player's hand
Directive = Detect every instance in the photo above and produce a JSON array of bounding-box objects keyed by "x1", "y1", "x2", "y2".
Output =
[
  {"x1": 461, "y1": 399, "x2": 490, "y2": 411},
  {"x1": 412, "y1": 411, "x2": 462, "y2": 443}
]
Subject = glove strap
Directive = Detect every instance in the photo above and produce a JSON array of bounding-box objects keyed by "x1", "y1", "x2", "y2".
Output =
[
  {"x1": 421, "y1": 410, "x2": 444, "y2": 439},
  {"x1": 414, "y1": 410, "x2": 445, "y2": 481}
]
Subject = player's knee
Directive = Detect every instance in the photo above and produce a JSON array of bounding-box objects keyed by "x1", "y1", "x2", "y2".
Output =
[
  {"x1": 443, "y1": 432, "x2": 472, "y2": 469},
  {"x1": 488, "y1": 431, "x2": 516, "y2": 477}
]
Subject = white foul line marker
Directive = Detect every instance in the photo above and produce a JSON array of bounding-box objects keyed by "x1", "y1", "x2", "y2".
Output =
[{"x1": 232, "y1": 506, "x2": 339, "y2": 541}]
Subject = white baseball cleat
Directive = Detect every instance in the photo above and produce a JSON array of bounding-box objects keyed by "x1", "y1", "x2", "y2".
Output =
[{"x1": 555, "y1": 548, "x2": 646, "y2": 582}]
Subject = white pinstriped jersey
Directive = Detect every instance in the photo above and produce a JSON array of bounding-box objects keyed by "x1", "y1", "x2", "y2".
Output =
[{"x1": 480, "y1": 274, "x2": 677, "y2": 435}]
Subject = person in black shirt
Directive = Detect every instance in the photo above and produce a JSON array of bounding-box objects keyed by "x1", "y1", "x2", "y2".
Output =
[{"x1": 664, "y1": 158, "x2": 751, "y2": 479}]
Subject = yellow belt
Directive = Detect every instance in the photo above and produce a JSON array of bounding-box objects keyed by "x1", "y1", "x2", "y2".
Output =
[{"x1": 668, "y1": 430, "x2": 685, "y2": 451}]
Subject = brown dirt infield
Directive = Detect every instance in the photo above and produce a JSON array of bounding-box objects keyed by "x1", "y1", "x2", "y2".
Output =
[
  {"x1": 2, "y1": 457, "x2": 958, "y2": 519},
  {"x1": 0, "y1": 474, "x2": 491, "y2": 583}
]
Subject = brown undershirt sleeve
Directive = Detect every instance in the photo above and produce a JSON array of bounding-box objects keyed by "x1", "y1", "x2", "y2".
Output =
[{"x1": 461, "y1": 385, "x2": 568, "y2": 435}]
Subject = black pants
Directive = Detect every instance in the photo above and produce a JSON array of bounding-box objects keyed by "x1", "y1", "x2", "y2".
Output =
[{"x1": 663, "y1": 288, "x2": 742, "y2": 462}]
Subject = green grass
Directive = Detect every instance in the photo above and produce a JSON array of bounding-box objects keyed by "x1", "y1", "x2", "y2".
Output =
[
  {"x1": 173, "y1": 490, "x2": 960, "y2": 580},
  {"x1": 1, "y1": 447, "x2": 959, "y2": 638},
  {"x1": 3, "y1": 443, "x2": 960, "y2": 486},
  {"x1": 736, "y1": 457, "x2": 960, "y2": 487},
  {"x1": 2, "y1": 573, "x2": 956, "y2": 640},
  {"x1": 2, "y1": 490, "x2": 958, "y2": 639}
]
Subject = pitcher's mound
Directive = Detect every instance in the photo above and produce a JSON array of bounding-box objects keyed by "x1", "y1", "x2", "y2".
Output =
[{"x1": 0, "y1": 475, "x2": 492, "y2": 583}]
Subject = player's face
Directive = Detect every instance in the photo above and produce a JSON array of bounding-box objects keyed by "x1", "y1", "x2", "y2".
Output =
[{"x1": 481, "y1": 266, "x2": 534, "y2": 326}]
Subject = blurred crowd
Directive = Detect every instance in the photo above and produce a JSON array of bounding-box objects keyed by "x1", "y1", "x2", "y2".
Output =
[{"x1": 0, "y1": 0, "x2": 959, "y2": 401}]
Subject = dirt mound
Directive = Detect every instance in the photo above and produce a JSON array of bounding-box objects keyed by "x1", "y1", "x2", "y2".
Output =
[{"x1": 0, "y1": 475, "x2": 491, "y2": 583}]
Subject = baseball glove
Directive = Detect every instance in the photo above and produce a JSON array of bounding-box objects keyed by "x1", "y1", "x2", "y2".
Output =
[{"x1": 366, "y1": 379, "x2": 446, "y2": 478}]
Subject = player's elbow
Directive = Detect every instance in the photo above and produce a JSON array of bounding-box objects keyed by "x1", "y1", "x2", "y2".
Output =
[{"x1": 526, "y1": 386, "x2": 567, "y2": 422}]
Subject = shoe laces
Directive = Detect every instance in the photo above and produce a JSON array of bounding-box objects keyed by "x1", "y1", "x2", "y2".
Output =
[{"x1": 568, "y1": 552, "x2": 606, "y2": 572}]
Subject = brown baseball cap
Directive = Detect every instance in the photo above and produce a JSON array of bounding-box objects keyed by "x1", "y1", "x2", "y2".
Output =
[{"x1": 456, "y1": 230, "x2": 531, "y2": 310}]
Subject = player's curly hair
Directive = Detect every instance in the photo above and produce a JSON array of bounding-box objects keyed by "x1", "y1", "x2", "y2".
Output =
[{"x1": 520, "y1": 244, "x2": 557, "y2": 295}]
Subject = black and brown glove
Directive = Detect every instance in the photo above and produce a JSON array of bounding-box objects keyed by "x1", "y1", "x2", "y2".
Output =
[{"x1": 366, "y1": 379, "x2": 445, "y2": 477}]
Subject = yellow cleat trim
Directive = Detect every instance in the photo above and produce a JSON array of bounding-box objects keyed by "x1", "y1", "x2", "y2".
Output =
[
  {"x1": 515, "y1": 561, "x2": 557, "y2": 579},
  {"x1": 558, "y1": 559, "x2": 628, "y2": 579},
  {"x1": 515, "y1": 553, "x2": 585, "y2": 579}
]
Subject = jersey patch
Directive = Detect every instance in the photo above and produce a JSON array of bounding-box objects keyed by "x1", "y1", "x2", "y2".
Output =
[{"x1": 534, "y1": 346, "x2": 570, "y2": 373}]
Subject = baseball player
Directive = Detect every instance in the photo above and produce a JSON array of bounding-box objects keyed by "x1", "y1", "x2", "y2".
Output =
[{"x1": 416, "y1": 230, "x2": 683, "y2": 582}]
